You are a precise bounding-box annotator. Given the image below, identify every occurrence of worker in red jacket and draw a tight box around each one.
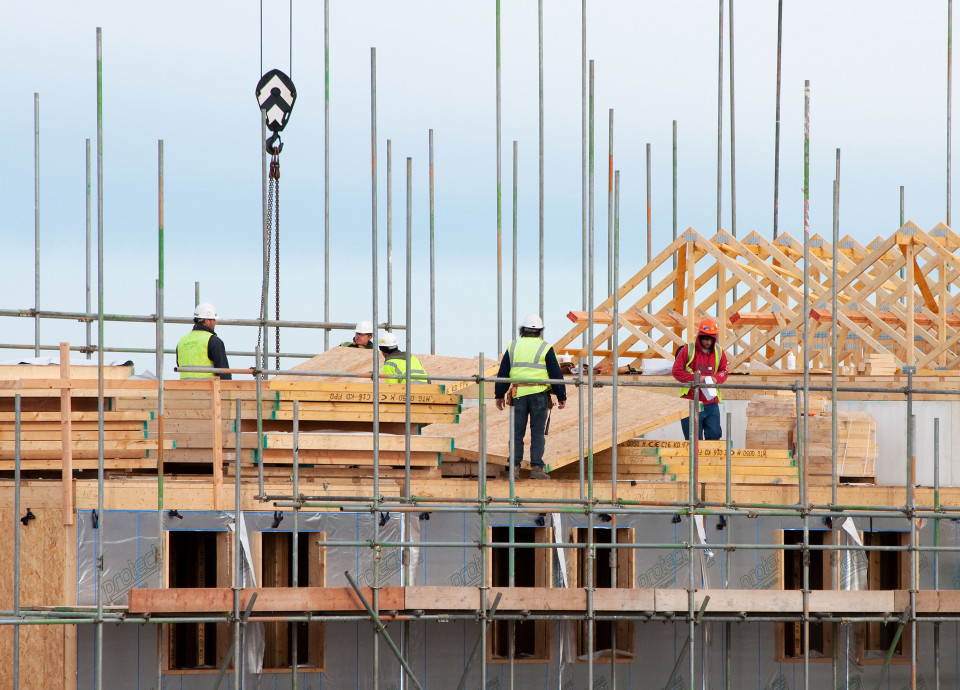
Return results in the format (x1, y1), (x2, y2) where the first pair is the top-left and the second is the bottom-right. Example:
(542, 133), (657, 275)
(672, 317), (729, 440)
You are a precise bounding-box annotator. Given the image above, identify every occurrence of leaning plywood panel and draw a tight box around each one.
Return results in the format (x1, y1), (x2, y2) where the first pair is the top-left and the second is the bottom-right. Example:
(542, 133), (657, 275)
(426, 387), (688, 471)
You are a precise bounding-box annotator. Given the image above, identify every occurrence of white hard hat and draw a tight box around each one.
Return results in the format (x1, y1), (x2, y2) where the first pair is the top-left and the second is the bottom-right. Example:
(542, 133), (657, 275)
(521, 314), (544, 330)
(194, 302), (217, 320)
(355, 320), (374, 335)
(378, 332), (399, 349)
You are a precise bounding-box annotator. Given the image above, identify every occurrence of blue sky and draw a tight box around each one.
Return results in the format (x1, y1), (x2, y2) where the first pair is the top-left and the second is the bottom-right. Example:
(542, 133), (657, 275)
(0, 1), (952, 375)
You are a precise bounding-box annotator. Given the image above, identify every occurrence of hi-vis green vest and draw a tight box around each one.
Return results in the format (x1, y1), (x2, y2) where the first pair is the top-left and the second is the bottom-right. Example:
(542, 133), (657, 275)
(177, 329), (214, 378)
(678, 343), (722, 402)
(507, 337), (550, 397)
(382, 354), (428, 384)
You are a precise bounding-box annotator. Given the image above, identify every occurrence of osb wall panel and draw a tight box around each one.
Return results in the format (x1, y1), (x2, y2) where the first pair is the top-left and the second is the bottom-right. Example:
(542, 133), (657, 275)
(0, 504), (70, 689)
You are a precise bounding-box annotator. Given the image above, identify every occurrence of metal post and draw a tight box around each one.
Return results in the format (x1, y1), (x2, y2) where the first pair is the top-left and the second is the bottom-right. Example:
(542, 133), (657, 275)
(907, 371), (917, 688)
(34, 93), (40, 357)
(233, 397), (242, 690)
(324, 0), (330, 351)
(587, 58), (596, 690)
(934, 416), (941, 689)
(607, 109), (614, 295)
(646, 142), (652, 293)
(611, 169), (621, 688)
(581, 0), (587, 316)
(405, 156), (413, 500)
(156, 139), (166, 690)
(85, 139), (92, 359)
(538, 0), (544, 320)
(95, 28), (105, 690)
(728, 0), (737, 240)
(512, 141), (518, 336)
(291, 400), (299, 688)
(673, 120), (678, 295)
(429, 129), (436, 354)
(716, 0), (724, 235)
(496, 0), (503, 354)
(370, 46), (381, 690)
(478, 352), (488, 690)
(13, 395), (21, 689)
(387, 140), (393, 332)
(773, 0), (783, 239)
(829, 158), (839, 502)
(950, 0), (954, 227)
(802, 80), (810, 513)
(255, 346), (265, 499)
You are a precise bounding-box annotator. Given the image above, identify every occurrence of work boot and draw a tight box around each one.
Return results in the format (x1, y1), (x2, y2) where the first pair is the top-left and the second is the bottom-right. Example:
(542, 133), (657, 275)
(529, 465), (550, 480)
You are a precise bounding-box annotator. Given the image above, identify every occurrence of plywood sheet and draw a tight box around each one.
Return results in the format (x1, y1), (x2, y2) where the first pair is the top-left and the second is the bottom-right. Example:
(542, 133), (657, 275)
(425, 387), (688, 471)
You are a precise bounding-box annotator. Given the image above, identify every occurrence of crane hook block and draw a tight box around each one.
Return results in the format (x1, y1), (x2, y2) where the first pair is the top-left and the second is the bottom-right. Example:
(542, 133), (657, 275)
(256, 69), (297, 134)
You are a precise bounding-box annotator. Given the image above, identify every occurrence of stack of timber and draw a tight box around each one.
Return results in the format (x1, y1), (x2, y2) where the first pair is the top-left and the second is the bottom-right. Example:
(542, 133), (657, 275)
(426, 386), (689, 477)
(744, 395), (877, 484)
(0, 360), (172, 472)
(744, 395), (828, 451)
(120, 379), (461, 482)
(550, 439), (798, 484)
(554, 222), (960, 372)
(858, 353), (897, 376)
(789, 413), (878, 484)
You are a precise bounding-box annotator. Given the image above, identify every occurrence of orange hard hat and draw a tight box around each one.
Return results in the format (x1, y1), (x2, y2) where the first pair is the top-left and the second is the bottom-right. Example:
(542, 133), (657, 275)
(698, 317), (719, 337)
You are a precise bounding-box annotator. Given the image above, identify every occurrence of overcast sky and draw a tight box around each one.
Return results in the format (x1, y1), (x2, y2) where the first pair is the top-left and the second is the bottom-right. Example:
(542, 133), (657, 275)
(1, 1), (953, 374)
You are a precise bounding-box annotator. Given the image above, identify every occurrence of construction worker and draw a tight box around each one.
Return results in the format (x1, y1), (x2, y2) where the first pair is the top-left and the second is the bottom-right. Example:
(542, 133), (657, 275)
(341, 321), (374, 349)
(176, 302), (232, 379)
(672, 317), (728, 440)
(378, 332), (429, 383)
(495, 314), (567, 480)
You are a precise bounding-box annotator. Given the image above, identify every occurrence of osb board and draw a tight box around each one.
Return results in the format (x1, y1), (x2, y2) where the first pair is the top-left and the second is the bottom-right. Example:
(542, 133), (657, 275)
(0, 364), (133, 380)
(276, 347), (499, 397)
(425, 387), (689, 471)
(0, 506), (69, 688)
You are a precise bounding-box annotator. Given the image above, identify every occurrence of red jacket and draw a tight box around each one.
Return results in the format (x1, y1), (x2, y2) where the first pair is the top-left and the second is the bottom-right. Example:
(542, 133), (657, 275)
(672, 343), (729, 404)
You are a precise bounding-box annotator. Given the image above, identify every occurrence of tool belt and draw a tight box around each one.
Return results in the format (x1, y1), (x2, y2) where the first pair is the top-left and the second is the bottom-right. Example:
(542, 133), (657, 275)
(505, 384), (554, 408)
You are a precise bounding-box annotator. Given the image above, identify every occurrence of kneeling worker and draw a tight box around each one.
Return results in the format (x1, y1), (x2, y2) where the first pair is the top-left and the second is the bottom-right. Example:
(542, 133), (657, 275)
(378, 333), (429, 383)
(176, 302), (232, 379)
(342, 321), (374, 349)
(671, 317), (728, 440)
(495, 314), (567, 480)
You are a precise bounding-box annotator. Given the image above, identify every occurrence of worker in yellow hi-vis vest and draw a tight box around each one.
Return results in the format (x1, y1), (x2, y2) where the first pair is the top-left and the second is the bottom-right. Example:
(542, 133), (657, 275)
(176, 302), (232, 379)
(494, 314), (567, 480)
(378, 332), (429, 384)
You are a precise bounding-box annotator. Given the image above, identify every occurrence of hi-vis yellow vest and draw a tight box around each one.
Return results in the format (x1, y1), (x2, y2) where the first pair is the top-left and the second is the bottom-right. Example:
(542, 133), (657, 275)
(678, 343), (722, 402)
(382, 354), (428, 384)
(177, 329), (214, 378)
(507, 337), (550, 397)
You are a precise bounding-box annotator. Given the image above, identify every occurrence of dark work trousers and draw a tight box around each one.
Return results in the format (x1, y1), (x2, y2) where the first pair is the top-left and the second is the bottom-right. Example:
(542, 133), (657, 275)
(680, 402), (722, 441)
(511, 391), (550, 468)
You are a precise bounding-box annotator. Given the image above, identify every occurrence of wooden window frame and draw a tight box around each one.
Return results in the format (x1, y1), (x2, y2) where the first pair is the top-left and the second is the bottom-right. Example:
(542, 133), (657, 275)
(775, 528), (835, 663)
(485, 525), (553, 663)
(569, 526), (636, 663)
(256, 530), (326, 673)
(163, 530), (232, 673)
(855, 531), (913, 666)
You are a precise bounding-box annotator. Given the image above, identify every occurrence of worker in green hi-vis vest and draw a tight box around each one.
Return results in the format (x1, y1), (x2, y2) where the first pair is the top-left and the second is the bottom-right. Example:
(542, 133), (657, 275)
(176, 302), (232, 379)
(494, 314), (567, 481)
(378, 332), (429, 384)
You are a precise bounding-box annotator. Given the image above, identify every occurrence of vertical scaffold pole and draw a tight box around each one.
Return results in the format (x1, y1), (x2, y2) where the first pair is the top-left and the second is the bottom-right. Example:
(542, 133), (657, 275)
(387, 140), (393, 332)
(949, 0), (954, 227)
(831, 150), (840, 508)
(538, 0), (545, 319)
(773, 0), (783, 239)
(429, 129), (436, 354)
(673, 120), (678, 296)
(233, 397), (242, 690)
(156, 139), (166, 690)
(646, 142), (652, 293)
(716, 0), (724, 235)
(94, 27), (105, 690)
(324, 0), (330, 350)
(34, 93), (40, 357)
(496, 0), (503, 354)
(512, 141), (518, 336)
(610, 169), (621, 688)
(86, 139), (92, 359)
(607, 109), (614, 296)
(586, 57), (596, 690)
(801, 78), (811, 690)
(370, 46), (382, 690)
(13, 394), (21, 689)
(291, 400), (299, 689)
